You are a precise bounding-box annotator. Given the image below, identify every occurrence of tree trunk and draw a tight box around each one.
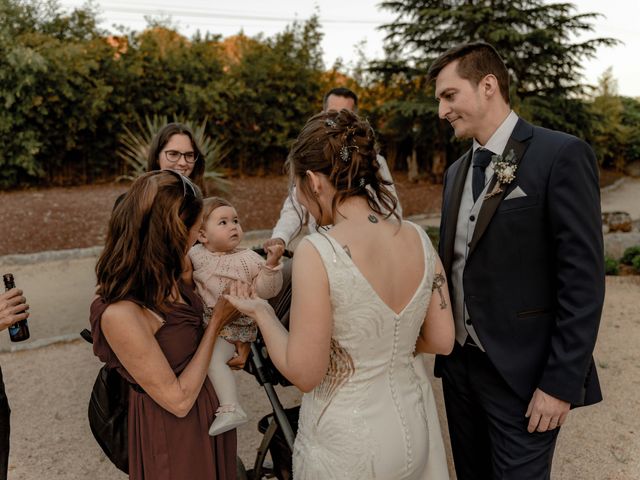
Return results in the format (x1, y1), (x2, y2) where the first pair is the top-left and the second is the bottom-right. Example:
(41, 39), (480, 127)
(408, 148), (419, 182)
(431, 148), (446, 184)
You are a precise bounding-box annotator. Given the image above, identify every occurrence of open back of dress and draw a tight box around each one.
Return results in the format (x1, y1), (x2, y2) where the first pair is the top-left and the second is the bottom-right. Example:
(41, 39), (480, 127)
(293, 222), (449, 480)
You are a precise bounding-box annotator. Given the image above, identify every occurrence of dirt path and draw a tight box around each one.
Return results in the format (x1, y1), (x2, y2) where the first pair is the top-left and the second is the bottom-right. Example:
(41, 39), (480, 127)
(601, 177), (640, 220)
(0, 174), (638, 478)
(0, 173), (443, 256)
(0, 276), (638, 479)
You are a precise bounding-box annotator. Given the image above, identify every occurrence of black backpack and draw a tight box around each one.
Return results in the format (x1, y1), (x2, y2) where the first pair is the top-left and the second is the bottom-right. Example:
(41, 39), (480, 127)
(82, 328), (130, 474)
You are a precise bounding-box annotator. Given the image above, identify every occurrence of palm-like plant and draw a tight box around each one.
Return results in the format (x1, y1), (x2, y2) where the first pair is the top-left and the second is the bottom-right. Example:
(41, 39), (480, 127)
(117, 114), (230, 192)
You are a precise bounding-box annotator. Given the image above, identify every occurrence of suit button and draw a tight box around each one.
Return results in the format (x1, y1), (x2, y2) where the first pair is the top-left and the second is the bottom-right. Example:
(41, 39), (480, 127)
(466, 319), (472, 325)
(469, 215), (476, 221)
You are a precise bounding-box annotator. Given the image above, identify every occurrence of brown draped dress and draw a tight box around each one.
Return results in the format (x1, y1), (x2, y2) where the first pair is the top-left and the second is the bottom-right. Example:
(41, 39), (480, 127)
(89, 281), (237, 479)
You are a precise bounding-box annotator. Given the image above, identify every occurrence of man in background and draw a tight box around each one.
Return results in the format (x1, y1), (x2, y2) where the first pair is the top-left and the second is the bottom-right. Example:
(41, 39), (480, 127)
(264, 87), (402, 250)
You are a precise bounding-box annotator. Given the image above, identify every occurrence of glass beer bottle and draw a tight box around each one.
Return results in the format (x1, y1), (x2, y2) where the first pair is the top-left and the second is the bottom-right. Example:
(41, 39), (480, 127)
(3, 273), (30, 342)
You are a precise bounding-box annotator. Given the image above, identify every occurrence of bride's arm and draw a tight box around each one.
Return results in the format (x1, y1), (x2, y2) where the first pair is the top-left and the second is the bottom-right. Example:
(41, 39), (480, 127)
(416, 255), (455, 355)
(228, 239), (332, 392)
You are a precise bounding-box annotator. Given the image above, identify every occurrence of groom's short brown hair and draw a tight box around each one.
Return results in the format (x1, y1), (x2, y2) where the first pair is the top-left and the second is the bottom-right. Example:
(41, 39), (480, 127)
(427, 41), (510, 104)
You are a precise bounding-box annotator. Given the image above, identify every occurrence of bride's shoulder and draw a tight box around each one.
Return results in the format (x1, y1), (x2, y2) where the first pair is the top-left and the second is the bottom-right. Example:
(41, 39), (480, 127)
(292, 237), (330, 279)
(299, 233), (332, 257)
(397, 220), (436, 250)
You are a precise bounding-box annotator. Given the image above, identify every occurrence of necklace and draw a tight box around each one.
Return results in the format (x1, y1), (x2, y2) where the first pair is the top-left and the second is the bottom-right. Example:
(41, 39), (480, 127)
(368, 214), (379, 224)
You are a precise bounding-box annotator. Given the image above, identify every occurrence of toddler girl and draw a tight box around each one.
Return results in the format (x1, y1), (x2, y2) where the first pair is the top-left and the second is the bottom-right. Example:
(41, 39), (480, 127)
(189, 197), (284, 436)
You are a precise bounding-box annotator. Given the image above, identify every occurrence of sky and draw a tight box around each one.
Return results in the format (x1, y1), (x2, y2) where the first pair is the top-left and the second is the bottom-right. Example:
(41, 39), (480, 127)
(57, 0), (640, 97)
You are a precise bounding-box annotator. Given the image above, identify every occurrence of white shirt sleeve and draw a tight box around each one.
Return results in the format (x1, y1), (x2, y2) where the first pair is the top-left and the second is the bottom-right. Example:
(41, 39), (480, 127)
(271, 156), (401, 246)
(376, 154), (403, 218)
(270, 187), (307, 247)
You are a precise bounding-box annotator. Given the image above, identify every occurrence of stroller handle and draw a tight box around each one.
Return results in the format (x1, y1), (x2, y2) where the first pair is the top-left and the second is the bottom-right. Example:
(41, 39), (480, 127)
(250, 342), (296, 452)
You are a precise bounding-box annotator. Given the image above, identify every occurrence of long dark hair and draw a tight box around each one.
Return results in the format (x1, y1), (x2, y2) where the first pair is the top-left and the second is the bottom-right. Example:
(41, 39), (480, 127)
(287, 109), (399, 228)
(147, 123), (206, 192)
(96, 170), (203, 312)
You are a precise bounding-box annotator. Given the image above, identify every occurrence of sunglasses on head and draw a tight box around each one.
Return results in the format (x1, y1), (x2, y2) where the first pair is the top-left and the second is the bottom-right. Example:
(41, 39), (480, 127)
(158, 169), (200, 198)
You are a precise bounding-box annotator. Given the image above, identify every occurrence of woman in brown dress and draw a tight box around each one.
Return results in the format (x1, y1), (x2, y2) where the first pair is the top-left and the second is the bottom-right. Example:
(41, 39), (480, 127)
(90, 170), (237, 479)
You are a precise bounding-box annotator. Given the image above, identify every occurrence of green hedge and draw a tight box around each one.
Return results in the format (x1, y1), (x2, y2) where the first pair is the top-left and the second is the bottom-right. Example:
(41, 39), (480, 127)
(0, 1), (324, 187)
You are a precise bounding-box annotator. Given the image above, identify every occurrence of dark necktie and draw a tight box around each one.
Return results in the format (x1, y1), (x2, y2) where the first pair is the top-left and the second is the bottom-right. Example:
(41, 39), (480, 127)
(472, 148), (493, 202)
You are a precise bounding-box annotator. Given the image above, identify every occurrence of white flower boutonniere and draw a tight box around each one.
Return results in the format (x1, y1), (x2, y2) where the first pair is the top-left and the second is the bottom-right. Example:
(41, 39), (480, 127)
(485, 149), (517, 199)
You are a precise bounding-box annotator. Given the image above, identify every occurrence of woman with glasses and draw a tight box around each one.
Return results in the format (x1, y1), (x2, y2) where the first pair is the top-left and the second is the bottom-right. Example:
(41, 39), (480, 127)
(91, 170), (238, 479)
(148, 123), (206, 193)
(112, 122), (208, 212)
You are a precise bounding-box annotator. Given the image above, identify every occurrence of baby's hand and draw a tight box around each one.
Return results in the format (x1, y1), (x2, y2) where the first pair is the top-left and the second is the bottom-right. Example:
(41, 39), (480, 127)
(263, 237), (285, 251)
(265, 243), (285, 267)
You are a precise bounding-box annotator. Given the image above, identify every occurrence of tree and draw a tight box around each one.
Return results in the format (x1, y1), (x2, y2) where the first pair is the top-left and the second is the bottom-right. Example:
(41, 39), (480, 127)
(220, 17), (325, 174)
(620, 96), (640, 167)
(379, 0), (617, 100)
(0, 0), (115, 186)
(0, 0), (327, 185)
(589, 68), (630, 169)
(373, 0), (619, 176)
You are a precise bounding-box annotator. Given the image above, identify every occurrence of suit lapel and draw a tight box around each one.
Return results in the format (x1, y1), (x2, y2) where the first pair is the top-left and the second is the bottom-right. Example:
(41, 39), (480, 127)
(468, 119), (533, 256)
(442, 150), (472, 274)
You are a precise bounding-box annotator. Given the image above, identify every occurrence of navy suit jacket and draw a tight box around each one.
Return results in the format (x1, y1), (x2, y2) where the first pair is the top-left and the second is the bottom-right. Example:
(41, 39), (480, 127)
(435, 118), (604, 406)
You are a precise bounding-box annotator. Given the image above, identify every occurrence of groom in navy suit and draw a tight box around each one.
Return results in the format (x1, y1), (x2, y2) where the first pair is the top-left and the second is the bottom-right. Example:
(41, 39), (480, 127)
(429, 42), (604, 479)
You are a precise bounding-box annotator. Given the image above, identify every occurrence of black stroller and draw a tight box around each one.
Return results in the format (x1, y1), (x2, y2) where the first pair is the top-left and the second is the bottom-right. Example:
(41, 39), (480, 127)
(236, 249), (298, 480)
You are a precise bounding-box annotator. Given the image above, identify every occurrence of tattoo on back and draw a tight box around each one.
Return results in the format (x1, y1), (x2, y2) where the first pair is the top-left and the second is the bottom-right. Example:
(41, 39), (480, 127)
(432, 273), (447, 309)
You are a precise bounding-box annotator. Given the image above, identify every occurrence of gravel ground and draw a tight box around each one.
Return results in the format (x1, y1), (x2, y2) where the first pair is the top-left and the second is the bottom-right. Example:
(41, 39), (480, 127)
(0, 171), (637, 479)
(0, 275), (638, 479)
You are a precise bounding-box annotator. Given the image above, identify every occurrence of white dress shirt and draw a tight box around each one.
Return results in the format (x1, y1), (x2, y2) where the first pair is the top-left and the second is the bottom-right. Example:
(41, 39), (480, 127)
(451, 110), (519, 349)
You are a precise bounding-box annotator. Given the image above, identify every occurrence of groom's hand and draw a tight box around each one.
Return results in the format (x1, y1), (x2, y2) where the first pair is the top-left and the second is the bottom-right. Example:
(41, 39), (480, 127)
(525, 388), (570, 433)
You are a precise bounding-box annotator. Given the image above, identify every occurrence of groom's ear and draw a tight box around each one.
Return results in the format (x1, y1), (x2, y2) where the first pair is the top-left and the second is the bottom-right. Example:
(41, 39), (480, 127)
(481, 73), (500, 100)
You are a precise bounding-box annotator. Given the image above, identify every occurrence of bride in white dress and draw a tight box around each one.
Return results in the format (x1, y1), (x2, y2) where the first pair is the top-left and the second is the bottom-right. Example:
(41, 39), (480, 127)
(226, 109), (454, 479)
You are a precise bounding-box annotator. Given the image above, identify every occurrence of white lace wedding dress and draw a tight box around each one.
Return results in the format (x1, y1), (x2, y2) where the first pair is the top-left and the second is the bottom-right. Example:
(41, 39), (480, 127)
(293, 222), (450, 479)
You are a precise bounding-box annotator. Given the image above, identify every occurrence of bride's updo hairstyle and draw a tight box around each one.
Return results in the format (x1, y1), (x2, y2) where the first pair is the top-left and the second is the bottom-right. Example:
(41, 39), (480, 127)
(287, 109), (399, 227)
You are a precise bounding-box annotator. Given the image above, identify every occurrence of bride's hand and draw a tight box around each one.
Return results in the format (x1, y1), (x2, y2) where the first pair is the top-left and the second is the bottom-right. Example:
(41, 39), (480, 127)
(224, 281), (274, 319)
(208, 293), (240, 330)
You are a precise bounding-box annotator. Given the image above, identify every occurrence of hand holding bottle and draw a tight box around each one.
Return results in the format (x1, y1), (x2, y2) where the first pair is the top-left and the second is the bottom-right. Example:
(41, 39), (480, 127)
(0, 288), (29, 331)
(2, 274), (30, 342)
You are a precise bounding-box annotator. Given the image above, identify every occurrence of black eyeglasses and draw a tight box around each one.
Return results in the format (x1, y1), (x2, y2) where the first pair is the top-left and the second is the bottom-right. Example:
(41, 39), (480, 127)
(163, 149), (198, 165)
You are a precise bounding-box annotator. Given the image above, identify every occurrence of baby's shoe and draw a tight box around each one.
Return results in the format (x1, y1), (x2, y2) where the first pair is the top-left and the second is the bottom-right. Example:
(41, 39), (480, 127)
(209, 404), (248, 436)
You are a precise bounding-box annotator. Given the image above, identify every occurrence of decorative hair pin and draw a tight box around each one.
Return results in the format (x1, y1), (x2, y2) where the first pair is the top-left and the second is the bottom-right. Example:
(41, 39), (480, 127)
(340, 145), (350, 163)
(359, 177), (366, 188)
(325, 119), (337, 128)
(339, 145), (359, 163)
